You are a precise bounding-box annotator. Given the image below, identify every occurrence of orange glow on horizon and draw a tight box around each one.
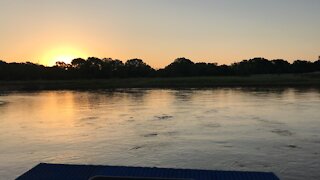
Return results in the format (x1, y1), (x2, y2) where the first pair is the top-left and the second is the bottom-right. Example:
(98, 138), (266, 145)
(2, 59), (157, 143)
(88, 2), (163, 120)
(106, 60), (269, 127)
(41, 46), (88, 66)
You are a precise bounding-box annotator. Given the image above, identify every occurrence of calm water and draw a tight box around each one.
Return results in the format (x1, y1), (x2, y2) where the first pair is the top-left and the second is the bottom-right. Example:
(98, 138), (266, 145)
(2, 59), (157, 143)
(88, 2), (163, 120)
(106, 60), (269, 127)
(0, 88), (320, 180)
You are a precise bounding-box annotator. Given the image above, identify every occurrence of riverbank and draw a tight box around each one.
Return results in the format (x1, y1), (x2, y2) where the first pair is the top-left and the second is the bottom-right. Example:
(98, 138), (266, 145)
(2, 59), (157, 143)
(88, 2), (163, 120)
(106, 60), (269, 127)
(0, 74), (320, 91)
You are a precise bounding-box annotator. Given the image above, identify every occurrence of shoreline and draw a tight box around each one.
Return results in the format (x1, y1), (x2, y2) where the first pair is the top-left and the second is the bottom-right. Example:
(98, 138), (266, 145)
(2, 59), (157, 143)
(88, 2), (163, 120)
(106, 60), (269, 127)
(0, 74), (320, 91)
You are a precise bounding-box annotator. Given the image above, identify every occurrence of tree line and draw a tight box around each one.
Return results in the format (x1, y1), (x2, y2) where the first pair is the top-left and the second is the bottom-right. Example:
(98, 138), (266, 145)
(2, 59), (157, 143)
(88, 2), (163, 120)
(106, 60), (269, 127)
(0, 57), (319, 80)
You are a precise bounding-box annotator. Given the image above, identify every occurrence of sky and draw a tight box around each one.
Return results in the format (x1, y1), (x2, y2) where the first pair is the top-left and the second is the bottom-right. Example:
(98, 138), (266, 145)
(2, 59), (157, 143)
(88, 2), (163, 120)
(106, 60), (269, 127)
(0, 0), (319, 68)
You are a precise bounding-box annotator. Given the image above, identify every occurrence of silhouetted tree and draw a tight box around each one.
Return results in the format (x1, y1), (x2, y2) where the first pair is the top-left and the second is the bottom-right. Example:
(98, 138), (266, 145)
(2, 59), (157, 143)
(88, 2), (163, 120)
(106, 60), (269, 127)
(231, 57), (274, 75)
(164, 57), (195, 76)
(86, 57), (103, 78)
(55, 61), (71, 70)
(103, 59), (125, 78)
(124, 59), (155, 77)
(314, 60), (320, 72)
(0, 60), (6, 79)
(291, 60), (314, 73)
(271, 59), (290, 74)
(218, 64), (233, 75)
(194, 62), (211, 76)
(71, 58), (86, 69)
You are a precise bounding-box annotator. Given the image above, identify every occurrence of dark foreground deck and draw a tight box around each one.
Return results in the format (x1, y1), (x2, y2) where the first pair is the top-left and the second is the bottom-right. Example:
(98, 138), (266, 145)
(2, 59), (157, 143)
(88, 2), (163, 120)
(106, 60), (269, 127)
(16, 163), (280, 180)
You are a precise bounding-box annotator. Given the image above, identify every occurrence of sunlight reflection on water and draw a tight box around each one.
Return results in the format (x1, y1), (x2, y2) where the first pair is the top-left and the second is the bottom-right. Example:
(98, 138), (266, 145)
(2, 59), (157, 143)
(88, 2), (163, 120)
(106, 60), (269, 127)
(0, 88), (319, 180)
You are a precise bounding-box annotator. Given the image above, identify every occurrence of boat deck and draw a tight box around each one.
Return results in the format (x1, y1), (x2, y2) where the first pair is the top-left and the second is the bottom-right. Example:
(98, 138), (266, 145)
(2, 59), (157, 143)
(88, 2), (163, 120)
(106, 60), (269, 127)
(16, 163), (280, 180)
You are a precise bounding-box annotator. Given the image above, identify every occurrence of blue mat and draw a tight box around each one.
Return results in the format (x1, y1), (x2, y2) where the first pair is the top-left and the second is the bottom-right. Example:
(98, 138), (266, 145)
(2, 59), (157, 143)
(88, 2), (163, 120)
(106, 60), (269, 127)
(16, 163), (280, 180)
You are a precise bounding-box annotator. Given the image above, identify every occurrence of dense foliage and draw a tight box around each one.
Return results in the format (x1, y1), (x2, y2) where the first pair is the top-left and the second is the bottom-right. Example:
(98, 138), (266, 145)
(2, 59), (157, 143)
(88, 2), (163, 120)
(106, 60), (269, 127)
(0, 57), (319, 80)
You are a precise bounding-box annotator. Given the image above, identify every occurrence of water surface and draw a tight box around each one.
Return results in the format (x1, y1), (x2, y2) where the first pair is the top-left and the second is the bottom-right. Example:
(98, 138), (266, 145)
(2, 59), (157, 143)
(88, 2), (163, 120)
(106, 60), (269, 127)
(0, 88), (319, 180)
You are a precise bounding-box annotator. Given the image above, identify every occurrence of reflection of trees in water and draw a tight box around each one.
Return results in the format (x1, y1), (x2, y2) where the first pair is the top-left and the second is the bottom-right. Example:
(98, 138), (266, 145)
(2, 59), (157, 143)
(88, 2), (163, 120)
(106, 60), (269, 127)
(171, 89), (196, 103)
(0, 100), (8, 116)
(238, 87), (288, 98)
(68, 89), (149, 109)
(238, 87), (320, 100)
(118, 89), (149, 106)
(124, 89), (148, 101)
(291, 88), (320, 94)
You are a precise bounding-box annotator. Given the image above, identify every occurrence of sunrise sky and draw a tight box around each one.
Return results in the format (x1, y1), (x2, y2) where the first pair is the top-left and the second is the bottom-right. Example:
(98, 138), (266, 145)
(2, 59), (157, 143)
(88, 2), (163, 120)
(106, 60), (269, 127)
(0, 0), (319, 68)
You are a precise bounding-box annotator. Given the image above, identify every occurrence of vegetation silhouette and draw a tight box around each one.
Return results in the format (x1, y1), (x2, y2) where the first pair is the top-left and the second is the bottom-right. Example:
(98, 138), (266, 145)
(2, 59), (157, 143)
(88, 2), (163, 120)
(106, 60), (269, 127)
(0, 57), (319, 80)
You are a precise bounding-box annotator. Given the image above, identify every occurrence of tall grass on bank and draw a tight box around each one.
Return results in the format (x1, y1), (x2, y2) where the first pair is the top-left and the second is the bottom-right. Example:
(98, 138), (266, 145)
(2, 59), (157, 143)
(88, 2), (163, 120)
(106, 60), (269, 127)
(0, 74), (320, 91)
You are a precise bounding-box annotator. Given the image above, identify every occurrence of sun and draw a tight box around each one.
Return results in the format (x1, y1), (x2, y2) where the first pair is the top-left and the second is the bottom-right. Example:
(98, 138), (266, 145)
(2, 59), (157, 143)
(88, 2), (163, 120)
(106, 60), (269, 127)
(42, 46), (87, 66)
(52, 54), (77, 64)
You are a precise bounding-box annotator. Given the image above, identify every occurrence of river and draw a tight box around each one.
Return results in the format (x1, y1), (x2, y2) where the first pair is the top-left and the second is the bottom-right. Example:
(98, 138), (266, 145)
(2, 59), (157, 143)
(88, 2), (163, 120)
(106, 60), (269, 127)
(0, 88), (319, 179)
